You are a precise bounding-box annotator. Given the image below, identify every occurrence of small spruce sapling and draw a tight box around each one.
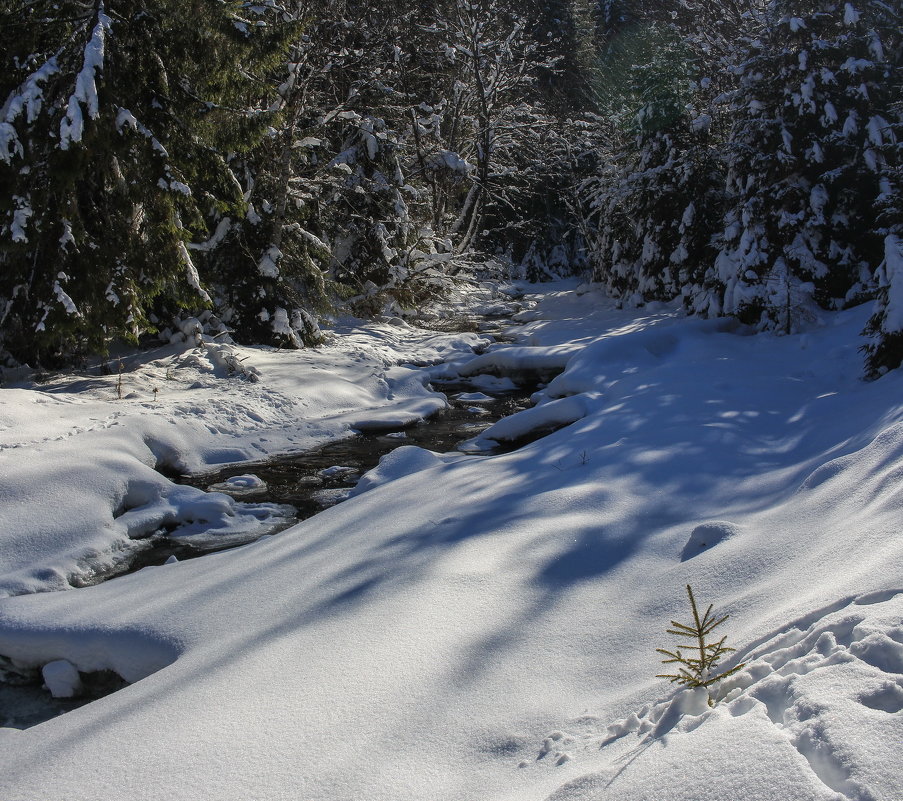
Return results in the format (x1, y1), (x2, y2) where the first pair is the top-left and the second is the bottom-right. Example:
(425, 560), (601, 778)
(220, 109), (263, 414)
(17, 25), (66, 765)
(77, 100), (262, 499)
(656, 585), (745, 694)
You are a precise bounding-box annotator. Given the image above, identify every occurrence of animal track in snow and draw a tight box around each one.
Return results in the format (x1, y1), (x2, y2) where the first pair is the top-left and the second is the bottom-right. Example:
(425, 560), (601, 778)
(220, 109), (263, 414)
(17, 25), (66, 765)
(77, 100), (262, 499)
(546, 590), (903, 800)
(538, 730), (577, 765)
(858, 681), (903, 713)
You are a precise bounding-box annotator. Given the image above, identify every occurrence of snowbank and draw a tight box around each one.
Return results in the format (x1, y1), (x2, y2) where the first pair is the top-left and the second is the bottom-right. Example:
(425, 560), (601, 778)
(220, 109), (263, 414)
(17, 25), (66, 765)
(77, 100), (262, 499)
(0, 321), (487, 596)
(1, 285), (902, 801)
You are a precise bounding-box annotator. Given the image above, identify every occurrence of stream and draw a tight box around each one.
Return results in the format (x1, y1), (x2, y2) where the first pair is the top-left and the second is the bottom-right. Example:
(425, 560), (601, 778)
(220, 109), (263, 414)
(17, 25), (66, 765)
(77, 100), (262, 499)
(0, 292), (551, 729)
(0, 381), (536, 729)
(129, 383), (535, 570)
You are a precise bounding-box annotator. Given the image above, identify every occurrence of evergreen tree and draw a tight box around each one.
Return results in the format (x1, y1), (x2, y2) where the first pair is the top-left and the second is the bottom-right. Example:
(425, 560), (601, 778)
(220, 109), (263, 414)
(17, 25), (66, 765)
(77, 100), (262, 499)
(0, 0), (290, 365)
(703, 0), (902, 332)
(581, 10), (727, 305)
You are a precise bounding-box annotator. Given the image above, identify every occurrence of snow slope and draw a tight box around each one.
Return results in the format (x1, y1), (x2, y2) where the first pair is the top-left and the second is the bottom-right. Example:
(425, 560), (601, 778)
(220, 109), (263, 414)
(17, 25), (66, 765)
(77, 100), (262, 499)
(0, 318), (487, 596)
(1, 285), (902, 801)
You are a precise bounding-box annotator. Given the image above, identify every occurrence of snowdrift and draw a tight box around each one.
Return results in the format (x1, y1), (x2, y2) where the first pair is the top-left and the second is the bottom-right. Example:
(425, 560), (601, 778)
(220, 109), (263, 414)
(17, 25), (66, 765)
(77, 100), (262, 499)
(0, 287), (901, 801)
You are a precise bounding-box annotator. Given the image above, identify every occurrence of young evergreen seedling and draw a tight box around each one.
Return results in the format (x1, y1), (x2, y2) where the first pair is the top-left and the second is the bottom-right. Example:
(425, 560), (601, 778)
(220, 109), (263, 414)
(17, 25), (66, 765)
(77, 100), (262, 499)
(656, 584), (745, 690)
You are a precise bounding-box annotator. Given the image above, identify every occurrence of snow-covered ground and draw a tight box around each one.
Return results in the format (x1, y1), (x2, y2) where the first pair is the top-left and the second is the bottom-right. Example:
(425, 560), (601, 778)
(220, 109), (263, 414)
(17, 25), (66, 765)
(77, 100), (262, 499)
(1, 282), (902, 801)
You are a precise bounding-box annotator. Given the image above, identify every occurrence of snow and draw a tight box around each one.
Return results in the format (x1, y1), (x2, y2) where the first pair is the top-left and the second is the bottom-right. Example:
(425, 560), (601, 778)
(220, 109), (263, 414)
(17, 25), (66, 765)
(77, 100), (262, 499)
(0, 316), (486, 596)
(216, 474), (265, 490)
(842, 110), (858, 137)
(257, 245), (282, 278)
(41, 659), (82, 699)
(844, 3), (860, 25)
(178, 240), (212, 304)
(52, 280), (79, 315)
(867, 115), (889, 148)
(1, 283), (903, 800)
(10, 197), (31, 242)
(59, 10), (111, 150)
(877, 234), (903, 333)
(1, 57), (59, 163)
(349, 446), (446, 496)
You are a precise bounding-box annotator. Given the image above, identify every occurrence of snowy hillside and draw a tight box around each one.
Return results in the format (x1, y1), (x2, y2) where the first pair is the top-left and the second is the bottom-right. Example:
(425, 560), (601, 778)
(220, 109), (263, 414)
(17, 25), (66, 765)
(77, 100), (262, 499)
(1, 284), (902, 801)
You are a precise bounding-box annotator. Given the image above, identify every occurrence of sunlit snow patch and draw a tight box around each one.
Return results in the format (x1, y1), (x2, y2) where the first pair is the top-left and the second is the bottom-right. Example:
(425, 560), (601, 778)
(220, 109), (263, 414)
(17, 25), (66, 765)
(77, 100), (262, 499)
(115, 482), (295, 551)
(545, 590), (903, 801)
(206, 473), (267, 497)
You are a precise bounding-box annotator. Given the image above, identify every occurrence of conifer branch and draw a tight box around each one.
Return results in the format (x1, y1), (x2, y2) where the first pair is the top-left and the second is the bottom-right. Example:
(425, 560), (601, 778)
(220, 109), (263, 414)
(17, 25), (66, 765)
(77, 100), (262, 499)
(656, 585), (745, 692)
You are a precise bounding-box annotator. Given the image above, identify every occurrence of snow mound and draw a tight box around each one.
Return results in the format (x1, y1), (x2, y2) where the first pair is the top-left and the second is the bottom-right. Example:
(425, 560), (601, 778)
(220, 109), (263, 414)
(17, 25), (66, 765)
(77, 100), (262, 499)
(115, 483), (295, 549)
(320, 465), (358, 479)
(459, 394), (592, 453)
(41, 659), (82, 698)
(351, 446), (443, 496)
(799, 421), (903, 493)
(207, 474), (267, 496)
(455, 392), (493, 403)
(681, 521), (743, 560)
(453, 345), (576, 384)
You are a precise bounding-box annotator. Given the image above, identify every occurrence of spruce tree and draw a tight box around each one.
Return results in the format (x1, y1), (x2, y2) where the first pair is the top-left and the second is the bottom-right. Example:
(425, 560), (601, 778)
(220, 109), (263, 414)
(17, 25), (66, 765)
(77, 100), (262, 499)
(706, 0), (901, 332)
(0, 0), (290, 365)
(582, 11), (727, 305)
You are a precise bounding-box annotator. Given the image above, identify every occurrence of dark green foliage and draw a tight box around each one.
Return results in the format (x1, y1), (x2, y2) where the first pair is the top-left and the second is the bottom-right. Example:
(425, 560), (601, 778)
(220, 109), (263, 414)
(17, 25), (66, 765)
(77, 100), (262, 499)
(0, 0), (291, 365)
(656, 584), (745, 689)
(863, 234), (903, 376)
(581, 7), (727, 305)
(0, 0), (602, 365)
(576, 0), (903, 376)
(707, 0), (901, 332)
(4, 0), (901, 378)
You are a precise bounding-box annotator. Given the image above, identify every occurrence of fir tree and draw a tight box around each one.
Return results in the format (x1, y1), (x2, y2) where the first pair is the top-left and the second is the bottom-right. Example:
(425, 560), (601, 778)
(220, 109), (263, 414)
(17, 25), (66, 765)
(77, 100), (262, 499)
(582, 11), (727, 305)
(705, 0), (902, 332)
(657, 584), (746, 693)
(0, 0), (290, 365)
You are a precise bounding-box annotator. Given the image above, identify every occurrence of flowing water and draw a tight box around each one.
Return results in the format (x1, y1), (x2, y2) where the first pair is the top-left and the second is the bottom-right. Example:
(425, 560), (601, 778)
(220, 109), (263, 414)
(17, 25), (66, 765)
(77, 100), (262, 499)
(0, 300), (547, 729)
(127, 384), (535, 568)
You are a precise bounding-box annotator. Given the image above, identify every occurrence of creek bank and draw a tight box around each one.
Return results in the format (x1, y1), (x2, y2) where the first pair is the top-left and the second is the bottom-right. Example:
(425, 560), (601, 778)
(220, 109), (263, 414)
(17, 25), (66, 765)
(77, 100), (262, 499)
(130, 385), (535, 570)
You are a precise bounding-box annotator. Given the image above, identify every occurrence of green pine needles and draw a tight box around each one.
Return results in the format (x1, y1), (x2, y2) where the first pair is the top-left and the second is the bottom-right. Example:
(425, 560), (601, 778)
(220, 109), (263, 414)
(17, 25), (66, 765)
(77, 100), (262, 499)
(656, 585), (745, 690)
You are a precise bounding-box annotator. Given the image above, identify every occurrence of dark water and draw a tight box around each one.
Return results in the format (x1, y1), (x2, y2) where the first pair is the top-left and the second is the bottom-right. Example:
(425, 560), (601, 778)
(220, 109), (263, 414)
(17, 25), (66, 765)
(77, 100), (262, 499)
(125, 386), (534, 569)
(0, 666), (126, 730)
(0, 384), (534, 730)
